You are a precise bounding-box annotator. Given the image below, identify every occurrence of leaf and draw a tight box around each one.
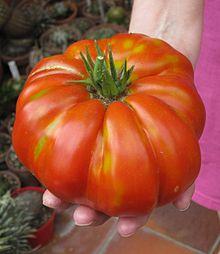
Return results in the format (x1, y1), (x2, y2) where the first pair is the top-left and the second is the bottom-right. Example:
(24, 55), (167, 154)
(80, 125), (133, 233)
(108, 44), (117, 82)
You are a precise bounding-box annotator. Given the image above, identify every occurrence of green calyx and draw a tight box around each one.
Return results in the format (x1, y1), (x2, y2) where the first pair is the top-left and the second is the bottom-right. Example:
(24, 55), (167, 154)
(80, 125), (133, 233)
(78, 42), (134, 100)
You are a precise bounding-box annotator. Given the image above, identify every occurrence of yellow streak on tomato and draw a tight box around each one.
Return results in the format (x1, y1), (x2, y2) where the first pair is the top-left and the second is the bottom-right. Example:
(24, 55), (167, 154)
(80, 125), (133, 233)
(103, 124), (112, 173)
(34, 136), (48, 160)
(46, 115), (63, 135)
(103, 150), (112, 173)
(123, 39), (134, 50)
(30, 88), (50, 101)
(133, 44), (145, 54)
(130, 73), (139, 82)
(113, 184), (124, 207)
(154, 39), (162, 46)
(166, 55), (179, 64)
(34, 115), (63, 160)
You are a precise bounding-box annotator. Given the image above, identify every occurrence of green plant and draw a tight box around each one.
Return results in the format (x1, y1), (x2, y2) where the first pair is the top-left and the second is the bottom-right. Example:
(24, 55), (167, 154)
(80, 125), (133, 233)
(3, 0), (47, 38)
(87, 2), (100, 15)
(0, 134), (11, 163)
(41, 25), (81, 56)
(14, 190), (53, 229)
(0, 78), (25, 117)
(0, 0), (10, 29)
(7, 148), (24, 170)
(85, 27), (117, 39)
(107, 6), (126, 24)
(29, 47), (43, 68)
(1, 38), (34, 57)
(7, 113), (15, 135)
(0, 192), (34, 254)
(0, 176), (11, 196)
(70, 17), (94, 34)
(0, 171), (20, 197)
(50, 29), (70, 48)
(0, 78), (25, 103)
(47, 1), (70, 19)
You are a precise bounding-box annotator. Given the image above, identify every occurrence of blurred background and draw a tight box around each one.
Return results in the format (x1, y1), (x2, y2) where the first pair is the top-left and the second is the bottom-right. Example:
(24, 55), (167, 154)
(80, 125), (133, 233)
(0, 1), (219, 253)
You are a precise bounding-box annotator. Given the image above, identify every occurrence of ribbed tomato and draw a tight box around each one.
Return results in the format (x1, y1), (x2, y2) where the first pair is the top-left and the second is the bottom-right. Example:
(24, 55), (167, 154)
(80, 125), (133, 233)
(12, 34), (205, 216)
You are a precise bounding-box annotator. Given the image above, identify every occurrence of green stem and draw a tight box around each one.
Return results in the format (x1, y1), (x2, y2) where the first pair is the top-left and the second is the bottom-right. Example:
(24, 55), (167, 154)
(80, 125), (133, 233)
(78, 41), (134, 99)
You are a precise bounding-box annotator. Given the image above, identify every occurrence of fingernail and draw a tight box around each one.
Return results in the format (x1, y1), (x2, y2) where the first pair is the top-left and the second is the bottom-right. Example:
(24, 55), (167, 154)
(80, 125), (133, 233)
(75, 221), (93, 226)
(42, 199), (52, 207)
(120, 232), (134, 238)
(179, 202), (191, 212)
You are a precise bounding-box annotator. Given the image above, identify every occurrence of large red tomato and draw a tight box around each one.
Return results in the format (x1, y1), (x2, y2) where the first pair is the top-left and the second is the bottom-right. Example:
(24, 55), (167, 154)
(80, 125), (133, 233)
(12, 34), (205, 216)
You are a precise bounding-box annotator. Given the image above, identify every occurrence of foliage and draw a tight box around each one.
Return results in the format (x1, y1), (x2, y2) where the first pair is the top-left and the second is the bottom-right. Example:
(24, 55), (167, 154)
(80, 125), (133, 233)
(107, 6), (126, 25)
(14, 190), (53, 229)
(0, 78), (25, 117)
(0, 134), (11, 162)
(47, 1), (70, 19)
(0, 78), (25, 105)
(85, 27), (117, 39)
(70, 17), (94, 34)
(0, 192), (34, 254)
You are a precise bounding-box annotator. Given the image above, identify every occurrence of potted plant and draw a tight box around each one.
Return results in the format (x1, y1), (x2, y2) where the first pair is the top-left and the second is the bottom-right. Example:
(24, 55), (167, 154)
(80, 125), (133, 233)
(6, 112), (14, 135)
(0, 38), (34, 68)
(26, 46), (44, 75)
(106, 5), (127, 25)
(82, 1), (103, 24)
(0, 112), (15, 136)
(0, 192), (35, 254)
(0, 76), (26, 118)
(6, 146), (40, 186)
(40, 25), (81, 56)
(75, 0), (86, 16)
(12, 186), (56, 249)
(0, 133), (10, 163)
(0, 0), (10, 30)
(69, 17), (95, 35)
(83, 23), (126, 39)
(45, 0), (78, 25)
(3, 0), (46, 38)
(0, 170), (21, 196)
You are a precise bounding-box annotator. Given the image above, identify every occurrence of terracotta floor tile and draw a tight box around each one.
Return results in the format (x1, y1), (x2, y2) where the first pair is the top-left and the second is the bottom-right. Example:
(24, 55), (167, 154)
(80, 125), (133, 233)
(146, 202), (220, 253)
(104, 229), (200, 254)
(36, 207), (115, 254)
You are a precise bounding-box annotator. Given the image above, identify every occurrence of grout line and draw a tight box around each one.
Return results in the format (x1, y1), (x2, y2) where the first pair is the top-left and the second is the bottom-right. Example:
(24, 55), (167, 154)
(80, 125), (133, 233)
(92, 219), (117, 254)
(209, 235), (220, 254)
(143, 227), (206, 254)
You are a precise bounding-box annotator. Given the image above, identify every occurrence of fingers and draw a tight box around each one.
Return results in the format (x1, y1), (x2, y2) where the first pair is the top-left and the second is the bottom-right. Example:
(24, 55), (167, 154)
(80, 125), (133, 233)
(173, 184), (195, 211)
(117, 215), (150, 237)
(43, 190), (70, 212)
(73, 205), (109, 226)
(74, 206), (150, 237)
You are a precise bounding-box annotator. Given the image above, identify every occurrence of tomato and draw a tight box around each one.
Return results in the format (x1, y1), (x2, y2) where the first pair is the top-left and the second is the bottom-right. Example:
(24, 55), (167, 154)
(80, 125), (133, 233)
(12, 34), (205, 216)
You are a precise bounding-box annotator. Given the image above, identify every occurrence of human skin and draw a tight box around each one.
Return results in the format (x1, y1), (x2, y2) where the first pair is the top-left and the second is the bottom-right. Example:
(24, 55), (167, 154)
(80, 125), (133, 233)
(43, 0), (204, 237)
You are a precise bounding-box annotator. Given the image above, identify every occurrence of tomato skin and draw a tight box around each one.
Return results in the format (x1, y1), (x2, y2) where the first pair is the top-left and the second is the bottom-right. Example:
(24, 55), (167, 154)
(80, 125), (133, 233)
(12, 34), (205, 216)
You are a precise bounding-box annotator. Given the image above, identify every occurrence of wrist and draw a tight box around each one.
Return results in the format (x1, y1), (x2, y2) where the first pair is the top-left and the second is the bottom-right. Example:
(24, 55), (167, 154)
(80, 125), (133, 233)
(129, 0), (204, 66)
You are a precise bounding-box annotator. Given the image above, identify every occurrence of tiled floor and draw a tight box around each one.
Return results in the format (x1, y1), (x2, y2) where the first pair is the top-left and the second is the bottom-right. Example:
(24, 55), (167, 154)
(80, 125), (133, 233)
(36, 202), (219, 254)
(147, 202), (220, 253)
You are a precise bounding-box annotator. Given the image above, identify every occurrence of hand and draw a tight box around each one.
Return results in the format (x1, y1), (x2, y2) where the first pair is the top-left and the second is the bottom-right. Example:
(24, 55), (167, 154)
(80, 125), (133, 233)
(43, 184), (194, 237)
